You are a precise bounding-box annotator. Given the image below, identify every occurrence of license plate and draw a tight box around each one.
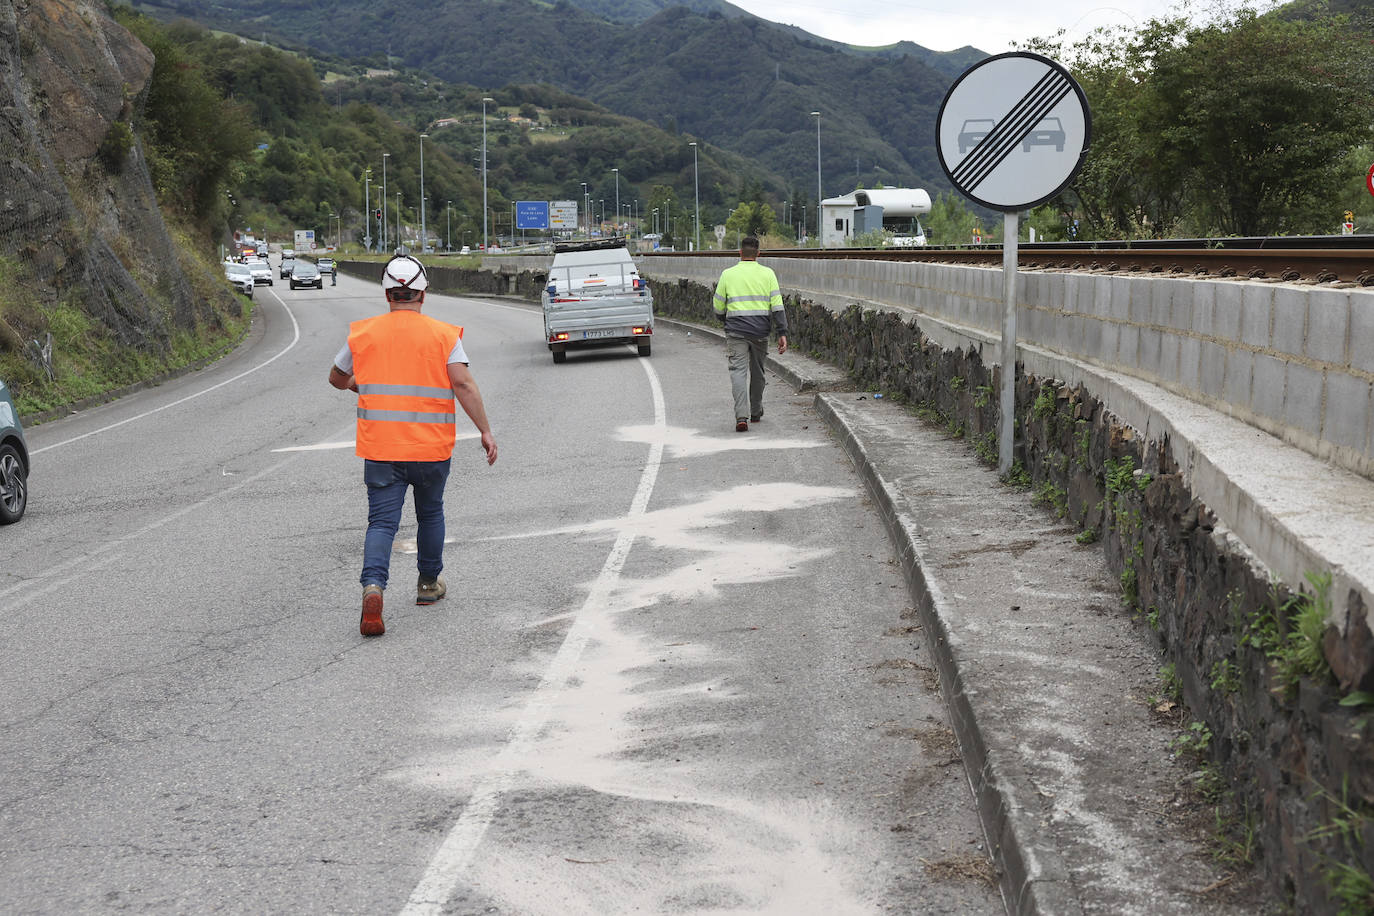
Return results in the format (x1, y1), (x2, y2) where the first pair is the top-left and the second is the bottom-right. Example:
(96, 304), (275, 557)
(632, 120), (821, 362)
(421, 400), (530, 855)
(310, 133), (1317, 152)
(583, 329), (619, 340)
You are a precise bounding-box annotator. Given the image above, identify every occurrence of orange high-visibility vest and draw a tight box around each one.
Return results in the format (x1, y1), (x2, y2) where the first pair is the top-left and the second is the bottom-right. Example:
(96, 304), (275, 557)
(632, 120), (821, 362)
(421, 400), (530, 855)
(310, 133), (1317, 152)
(348, 310), (465, 461)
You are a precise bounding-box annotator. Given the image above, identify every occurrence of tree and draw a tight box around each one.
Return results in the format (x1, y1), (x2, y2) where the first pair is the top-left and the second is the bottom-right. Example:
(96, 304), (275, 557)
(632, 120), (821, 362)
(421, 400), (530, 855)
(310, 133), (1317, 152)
(1150, 8), (1374, 236)
(925, 193), (982, 246)
(724, 201), (776, 242)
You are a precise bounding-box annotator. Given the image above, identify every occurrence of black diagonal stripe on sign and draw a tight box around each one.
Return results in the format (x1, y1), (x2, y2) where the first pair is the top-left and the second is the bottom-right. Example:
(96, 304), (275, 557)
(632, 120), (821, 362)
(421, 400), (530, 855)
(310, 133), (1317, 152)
(953, 73), (1071, 191)
(952, 71), (1060, 188)
(952, 69), (1073, 193)
(958, 76), (1068, 189)
(960, 80), (1071, 192)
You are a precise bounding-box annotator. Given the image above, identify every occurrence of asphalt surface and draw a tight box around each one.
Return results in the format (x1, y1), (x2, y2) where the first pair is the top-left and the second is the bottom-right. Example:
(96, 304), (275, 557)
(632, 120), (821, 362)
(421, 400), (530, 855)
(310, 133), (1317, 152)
(1, 273), (1006, 914)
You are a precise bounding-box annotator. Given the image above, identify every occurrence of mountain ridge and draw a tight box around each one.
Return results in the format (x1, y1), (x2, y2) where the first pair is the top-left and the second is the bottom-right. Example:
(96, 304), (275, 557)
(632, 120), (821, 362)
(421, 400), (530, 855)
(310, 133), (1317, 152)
(133, 0), (988, 198)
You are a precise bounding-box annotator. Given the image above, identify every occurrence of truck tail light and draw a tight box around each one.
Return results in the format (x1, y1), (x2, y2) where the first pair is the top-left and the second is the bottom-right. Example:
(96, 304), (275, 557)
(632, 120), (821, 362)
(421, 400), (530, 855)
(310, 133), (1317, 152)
(632, 327), (651, 336)
(551, 332), (570, 342)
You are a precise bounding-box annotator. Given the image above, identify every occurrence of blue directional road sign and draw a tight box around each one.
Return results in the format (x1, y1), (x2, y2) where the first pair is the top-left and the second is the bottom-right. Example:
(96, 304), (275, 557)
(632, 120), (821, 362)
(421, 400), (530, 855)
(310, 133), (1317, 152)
(516, 201), (550, 230)
(936, 52), (1091, 212)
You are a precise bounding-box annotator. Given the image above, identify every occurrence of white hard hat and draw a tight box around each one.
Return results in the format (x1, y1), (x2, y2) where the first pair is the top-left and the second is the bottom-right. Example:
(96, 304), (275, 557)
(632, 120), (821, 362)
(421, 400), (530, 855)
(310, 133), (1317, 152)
(382, 255), (429, 292)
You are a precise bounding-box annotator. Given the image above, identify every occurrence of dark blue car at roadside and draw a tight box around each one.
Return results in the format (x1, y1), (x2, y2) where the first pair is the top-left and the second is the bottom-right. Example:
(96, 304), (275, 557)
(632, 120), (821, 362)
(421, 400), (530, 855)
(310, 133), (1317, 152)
(0, 377), (30, 524)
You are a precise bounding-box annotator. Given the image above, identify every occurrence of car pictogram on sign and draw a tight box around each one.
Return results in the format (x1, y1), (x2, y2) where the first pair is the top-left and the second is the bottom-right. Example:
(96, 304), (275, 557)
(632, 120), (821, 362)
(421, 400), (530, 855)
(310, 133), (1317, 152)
(959, 119), (996, 154)
(1022, 116), (1066, 152)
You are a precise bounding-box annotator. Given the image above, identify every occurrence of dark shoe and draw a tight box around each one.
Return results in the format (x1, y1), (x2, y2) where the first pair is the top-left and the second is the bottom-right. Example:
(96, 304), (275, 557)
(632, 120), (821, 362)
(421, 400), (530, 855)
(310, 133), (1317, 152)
(417, 575), (447, 606)
(736, 418), (749, 432)
(360, 584), (385, 636)
(750, 412), (763, 423)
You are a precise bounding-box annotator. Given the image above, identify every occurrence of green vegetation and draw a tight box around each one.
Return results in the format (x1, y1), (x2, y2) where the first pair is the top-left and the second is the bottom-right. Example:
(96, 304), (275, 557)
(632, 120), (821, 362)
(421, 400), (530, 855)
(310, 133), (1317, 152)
(1210, 658), (1241, 695)
(114, 11), (258, 240)
(1171, 721), (1213, 760)
(1243, 572), (1335, 694)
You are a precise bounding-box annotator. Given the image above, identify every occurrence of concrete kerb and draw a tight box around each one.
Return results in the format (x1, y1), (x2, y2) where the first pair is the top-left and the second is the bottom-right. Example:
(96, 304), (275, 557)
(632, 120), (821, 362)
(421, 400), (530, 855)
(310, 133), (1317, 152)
(814, 393), (1084, 916)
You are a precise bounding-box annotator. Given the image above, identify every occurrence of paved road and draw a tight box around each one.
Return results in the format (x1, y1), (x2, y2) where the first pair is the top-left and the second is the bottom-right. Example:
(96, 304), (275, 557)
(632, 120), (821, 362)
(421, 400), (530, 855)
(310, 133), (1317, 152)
(0, 273), (1003, 914)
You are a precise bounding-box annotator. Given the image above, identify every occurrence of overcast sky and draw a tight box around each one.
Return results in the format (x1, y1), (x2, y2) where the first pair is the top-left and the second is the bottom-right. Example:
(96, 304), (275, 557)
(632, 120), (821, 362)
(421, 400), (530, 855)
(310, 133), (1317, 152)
(726, 0), (1281, 54)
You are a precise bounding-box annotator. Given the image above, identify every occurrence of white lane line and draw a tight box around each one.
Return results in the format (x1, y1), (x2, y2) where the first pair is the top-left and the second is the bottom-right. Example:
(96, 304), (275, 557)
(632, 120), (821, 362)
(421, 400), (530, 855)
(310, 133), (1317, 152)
(32, 291), (301, 455)
(272, 433), (479, 453)
(400, 358), (667, 916)
(0, 451), (300, 610)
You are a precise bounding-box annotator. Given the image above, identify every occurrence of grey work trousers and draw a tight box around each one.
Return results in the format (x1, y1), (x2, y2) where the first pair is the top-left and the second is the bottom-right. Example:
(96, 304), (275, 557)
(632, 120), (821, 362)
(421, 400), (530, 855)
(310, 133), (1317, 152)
(726, 335), (768, 420)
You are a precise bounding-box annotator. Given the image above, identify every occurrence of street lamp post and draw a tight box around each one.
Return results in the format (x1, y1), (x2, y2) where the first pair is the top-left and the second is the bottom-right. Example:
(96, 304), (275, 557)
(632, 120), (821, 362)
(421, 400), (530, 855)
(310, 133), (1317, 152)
(396, 191), (402, 252)
(381, 153), (390, 251)
(611, 168), (620, 236)
(330, 213), (340, 251)
(419, 132), (428, 253)
(482, 97), (493, 251)
(363, 168), (372, 252)
(689, 141), (700, 251)
(446, 200), (452, 252)
(812, 111), (822, 246)
(580, 181), (588, 237)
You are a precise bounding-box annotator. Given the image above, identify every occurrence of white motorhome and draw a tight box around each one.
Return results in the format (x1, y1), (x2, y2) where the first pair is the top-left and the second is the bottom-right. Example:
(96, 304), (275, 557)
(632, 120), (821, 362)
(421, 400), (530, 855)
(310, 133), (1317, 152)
(542, 238), (654, 363)
(820, 188), (933, 247)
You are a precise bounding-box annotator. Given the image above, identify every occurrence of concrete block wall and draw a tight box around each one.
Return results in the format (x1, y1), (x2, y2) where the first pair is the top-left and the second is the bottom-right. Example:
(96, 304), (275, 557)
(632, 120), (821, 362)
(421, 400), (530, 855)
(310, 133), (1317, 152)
(641, 255), (1374, 479)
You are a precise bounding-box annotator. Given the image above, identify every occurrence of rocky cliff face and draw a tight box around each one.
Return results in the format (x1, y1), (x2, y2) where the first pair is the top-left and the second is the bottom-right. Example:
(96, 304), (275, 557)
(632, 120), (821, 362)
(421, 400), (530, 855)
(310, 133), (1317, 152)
(1, 0), (227, 383)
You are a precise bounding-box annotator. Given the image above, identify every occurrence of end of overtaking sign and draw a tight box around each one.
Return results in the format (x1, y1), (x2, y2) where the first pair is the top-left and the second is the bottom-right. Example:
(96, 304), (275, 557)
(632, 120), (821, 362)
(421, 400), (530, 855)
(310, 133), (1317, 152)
(936, 52), (1091, 212)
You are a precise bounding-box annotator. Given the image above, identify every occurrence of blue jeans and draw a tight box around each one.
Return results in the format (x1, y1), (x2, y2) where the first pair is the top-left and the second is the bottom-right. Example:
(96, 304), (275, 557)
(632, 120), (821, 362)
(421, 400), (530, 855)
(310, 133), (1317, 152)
(361, 458), (451, 589)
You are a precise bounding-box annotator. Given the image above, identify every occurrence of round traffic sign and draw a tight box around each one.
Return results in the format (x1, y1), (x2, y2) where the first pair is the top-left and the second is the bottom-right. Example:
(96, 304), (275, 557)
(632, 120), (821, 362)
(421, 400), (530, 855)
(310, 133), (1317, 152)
(1366, 162), (1373, 198)
(936, 52), (1091, 212)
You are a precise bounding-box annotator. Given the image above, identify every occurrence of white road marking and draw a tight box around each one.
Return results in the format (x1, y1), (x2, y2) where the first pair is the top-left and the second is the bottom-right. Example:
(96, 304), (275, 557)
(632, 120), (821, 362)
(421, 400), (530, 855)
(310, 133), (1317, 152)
(32, 292), (301, 455)
(272, 433), (478, 453)
(617, 423), (825, 457)
(0, 452), (300, 609)
(400, 357), (667, 916)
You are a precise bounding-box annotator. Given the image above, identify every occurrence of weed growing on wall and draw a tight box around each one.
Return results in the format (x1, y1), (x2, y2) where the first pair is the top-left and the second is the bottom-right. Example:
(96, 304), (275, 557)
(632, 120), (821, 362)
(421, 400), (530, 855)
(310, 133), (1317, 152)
(1243, 572), (1335, 695)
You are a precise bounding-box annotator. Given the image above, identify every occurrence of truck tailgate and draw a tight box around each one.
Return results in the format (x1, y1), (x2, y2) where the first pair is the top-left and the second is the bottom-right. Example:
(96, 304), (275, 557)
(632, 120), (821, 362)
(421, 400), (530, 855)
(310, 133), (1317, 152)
(545, 295), (653, 333)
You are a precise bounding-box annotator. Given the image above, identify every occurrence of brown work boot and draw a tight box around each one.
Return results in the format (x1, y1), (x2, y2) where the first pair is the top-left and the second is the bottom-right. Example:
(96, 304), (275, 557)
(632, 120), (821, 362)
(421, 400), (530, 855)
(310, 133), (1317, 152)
(360, 584), (385, 636)
(417, 575), (447, 606)
(736, 418), (749, 432)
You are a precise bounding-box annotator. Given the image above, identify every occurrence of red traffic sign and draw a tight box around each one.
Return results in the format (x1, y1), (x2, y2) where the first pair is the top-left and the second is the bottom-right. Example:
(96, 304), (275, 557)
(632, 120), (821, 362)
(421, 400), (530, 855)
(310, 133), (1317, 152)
(1367, 162), (1374, 197)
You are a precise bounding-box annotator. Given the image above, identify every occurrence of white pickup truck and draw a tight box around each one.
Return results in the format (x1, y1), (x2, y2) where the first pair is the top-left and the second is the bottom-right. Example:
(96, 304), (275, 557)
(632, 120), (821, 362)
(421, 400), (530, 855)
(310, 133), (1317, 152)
(542, 239), (653, 364)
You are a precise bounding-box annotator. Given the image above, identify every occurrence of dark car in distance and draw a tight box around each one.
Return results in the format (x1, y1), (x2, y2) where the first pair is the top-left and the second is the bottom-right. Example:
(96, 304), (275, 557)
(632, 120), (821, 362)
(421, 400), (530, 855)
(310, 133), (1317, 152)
(289, 261), (323, 290)
(279, 256), (297, 280)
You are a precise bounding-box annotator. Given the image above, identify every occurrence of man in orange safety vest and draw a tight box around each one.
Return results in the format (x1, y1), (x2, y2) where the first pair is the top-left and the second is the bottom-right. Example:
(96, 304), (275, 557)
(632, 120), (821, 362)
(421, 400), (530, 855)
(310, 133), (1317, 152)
(329, 255), (498, 637)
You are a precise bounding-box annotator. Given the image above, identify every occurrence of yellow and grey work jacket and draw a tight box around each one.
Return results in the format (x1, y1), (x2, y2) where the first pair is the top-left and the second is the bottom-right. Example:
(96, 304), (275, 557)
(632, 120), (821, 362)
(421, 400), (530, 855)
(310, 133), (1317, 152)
(712, 260), (787, 340)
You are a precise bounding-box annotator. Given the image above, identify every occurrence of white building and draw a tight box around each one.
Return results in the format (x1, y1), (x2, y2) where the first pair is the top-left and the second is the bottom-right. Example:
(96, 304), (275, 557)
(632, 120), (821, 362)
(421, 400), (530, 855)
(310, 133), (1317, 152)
(820, 188), (933, 247)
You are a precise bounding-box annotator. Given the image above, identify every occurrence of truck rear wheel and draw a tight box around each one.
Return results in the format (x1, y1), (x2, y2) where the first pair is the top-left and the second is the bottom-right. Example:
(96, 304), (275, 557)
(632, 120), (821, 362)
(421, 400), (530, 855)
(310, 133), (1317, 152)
(552, 349), (567, 364)
(637, 342), (651, 357)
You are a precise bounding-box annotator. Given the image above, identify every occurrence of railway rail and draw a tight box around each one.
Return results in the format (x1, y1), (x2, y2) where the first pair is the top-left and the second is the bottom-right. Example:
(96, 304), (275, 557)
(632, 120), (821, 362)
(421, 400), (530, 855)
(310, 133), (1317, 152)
(649, 235), (1374, 286)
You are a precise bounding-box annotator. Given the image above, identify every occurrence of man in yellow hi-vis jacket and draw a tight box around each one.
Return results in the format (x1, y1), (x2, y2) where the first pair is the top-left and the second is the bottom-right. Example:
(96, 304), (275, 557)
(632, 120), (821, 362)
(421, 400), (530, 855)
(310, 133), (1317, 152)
(711, 236), (788, 432)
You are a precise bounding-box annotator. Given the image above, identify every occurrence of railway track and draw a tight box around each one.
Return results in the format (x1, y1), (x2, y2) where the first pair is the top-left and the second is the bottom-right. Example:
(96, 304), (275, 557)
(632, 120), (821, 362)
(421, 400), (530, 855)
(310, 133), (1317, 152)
(651, 235), (1374, 286)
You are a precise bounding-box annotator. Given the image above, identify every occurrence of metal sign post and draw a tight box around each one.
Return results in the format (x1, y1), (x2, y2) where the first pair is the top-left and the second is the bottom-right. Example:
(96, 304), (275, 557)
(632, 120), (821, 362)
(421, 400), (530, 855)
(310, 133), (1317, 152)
(936, 52), (1091, 476)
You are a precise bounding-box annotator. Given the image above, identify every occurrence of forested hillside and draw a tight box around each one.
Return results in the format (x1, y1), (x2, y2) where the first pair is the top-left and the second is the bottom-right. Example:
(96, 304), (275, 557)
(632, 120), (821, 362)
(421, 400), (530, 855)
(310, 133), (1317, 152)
(134, 0), (976, 200)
